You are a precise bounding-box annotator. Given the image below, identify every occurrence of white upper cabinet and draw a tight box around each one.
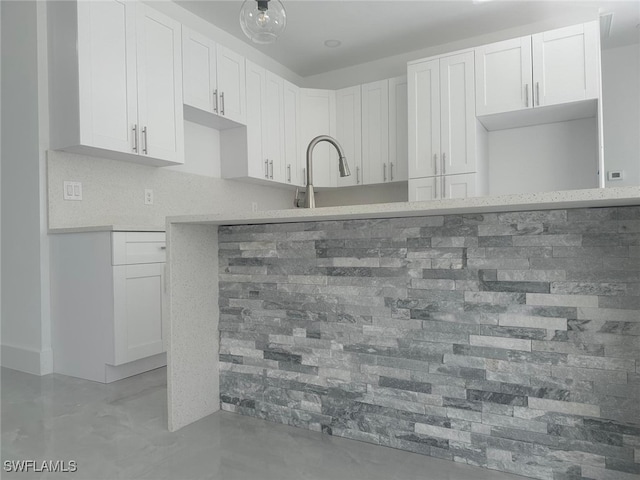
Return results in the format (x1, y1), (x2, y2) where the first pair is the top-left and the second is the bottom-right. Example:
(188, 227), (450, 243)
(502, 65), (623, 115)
(475, 37), (533, 116)
(181, 28), (217, 113)
(243, 60), (267, 180)
(440, 52), (477, 176)
(532, 22), (600, 107)
(388, 76), (409, 183)
(217, 46), (247, 124)
(336, 86), (362, 187)
(362, 80), (390, 185)
(136, 6), (184, 165)
(182, 27), (246, 125)
(48, 0), (184, 166)
(264, 71), (286, 183)
(408, 59), (440, 179)
(475, 21), (599, 116)
(409, 52), (476, 180)
(300, 89), (337, 188)
(283, 81), (301, 186)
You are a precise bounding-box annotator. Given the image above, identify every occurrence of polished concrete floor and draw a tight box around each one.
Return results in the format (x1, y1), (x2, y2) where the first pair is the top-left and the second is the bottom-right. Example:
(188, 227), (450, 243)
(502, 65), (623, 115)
(1, 367), (527, 480)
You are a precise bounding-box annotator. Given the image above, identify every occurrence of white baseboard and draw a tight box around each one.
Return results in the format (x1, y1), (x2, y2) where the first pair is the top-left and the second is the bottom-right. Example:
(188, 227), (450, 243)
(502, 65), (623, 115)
(1, 344), (52, 375)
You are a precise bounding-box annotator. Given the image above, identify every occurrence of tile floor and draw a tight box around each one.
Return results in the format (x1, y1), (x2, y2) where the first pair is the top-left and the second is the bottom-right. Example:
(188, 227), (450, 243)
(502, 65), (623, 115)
(1, 367), (527, 480)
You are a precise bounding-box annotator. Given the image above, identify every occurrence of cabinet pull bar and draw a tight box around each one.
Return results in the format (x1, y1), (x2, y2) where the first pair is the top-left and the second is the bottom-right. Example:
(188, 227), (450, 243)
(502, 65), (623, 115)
(132, 125), (138, 152)
(383, 163), (387, 182)
(213, 89), (218, 113)
(356, 166), (360, 184)
(442, 153), (446, 175)
(303, 168), (306, 184)
(265, 159), (269, 178)
(269, 160), (274, 179)
(142, 126), (148, 154)
(220, 92), (225, 115)
(441, 175), (445, 199)
(525, 84), (529, 107)
(433, 153), (438, 175)
(287, 164), (291, 183)
(390, 162), (394, 181)
(536, 82), (540, 106)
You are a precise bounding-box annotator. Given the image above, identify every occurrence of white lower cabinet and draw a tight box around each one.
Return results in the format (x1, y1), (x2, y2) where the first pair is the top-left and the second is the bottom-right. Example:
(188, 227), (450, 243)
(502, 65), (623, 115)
(409, 173), (482, 202)
(51, 231), (166, 383)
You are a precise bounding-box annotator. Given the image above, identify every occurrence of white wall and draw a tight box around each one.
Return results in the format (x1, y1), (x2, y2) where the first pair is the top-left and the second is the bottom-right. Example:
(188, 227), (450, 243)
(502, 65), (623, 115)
(1, 1), (52, 375)
(487, 118), (599, 196)
(602, 43), (640, 187)
(316, 182), (407, 208)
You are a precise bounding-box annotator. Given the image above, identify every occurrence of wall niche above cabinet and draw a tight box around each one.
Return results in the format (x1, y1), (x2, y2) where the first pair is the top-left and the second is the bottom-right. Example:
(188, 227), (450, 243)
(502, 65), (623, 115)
(48, 0), (185, 166)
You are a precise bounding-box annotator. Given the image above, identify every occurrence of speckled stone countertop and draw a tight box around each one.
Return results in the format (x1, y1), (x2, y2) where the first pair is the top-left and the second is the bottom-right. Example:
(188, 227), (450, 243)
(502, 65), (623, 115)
(167, 186), (640, 227)
(49, 225), (165, 234)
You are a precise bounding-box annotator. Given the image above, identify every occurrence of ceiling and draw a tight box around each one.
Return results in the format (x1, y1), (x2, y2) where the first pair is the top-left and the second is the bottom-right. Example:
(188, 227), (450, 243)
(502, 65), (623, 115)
(176, 1), (640, 77)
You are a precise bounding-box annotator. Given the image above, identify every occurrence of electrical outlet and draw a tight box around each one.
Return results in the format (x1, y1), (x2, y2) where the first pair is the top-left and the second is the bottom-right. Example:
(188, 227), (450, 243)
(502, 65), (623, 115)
(63, 181), (82, 201)
(251, 202), (258, 213)
(144, 189), (154, 205)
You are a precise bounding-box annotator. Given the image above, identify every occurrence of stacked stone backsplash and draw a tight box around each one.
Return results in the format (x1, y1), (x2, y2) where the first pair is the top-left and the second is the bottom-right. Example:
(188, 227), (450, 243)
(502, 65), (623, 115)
(218, 206), (640, 480)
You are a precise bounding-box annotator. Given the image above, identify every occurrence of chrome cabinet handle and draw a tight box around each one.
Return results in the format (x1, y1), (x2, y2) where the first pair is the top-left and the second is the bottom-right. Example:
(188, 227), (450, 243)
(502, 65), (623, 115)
(303, 168), (306, 183)
(442, 152), (446, 175)
(525, 84), (529, 107)
(132, 125), (138, 152)
(441, 175), (445, 199)
(434, 153), (438, 175)
(142, 126), (148, 154)
(390, 162), (394, 181)
(536, 82), (540, 106)
(287, 164), (291, 183)
(265, 159), (269, 178)
(383, 163), (387, 182)
(356, 166), (360, 184)
(220, 92), (225, 115)
(269, 160), (274, 179)
(213, 89), (218, 113)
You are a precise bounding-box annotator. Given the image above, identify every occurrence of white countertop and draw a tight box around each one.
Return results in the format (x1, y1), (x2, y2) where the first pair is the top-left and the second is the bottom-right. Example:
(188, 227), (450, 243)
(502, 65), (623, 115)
(167, 186), (640, 227)
(49, 225), (165, 234)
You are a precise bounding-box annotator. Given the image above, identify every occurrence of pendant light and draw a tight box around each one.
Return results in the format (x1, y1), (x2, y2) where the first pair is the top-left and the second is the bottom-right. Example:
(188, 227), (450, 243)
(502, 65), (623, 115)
(239, 0), (287, 45)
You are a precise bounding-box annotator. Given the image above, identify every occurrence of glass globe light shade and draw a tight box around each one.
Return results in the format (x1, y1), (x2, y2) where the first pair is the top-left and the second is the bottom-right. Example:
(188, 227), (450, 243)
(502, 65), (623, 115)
(239, 0), (286, 45)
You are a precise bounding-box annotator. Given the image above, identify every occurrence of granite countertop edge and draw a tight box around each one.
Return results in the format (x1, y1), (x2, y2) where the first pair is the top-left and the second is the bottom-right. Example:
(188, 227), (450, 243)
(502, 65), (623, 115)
(166, 186), (640, 227)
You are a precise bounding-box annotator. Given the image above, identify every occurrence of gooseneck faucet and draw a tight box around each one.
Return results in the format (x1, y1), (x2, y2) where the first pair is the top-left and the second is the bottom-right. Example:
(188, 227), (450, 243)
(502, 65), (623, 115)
(295, 135), (351, 208)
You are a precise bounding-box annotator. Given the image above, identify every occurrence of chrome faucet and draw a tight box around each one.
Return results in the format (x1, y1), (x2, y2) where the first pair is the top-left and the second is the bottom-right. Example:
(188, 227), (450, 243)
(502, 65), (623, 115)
(294, 135), (350, 208)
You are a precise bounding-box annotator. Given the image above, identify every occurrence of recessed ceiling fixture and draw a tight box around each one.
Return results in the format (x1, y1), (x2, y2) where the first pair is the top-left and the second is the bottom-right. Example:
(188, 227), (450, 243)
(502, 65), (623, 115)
(239, 0), (286, 45)
(324, 39), (342, 48)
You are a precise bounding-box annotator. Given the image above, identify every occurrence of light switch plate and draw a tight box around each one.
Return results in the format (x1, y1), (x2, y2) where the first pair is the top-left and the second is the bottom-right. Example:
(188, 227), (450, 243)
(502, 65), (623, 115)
(607, 171), (624, 181)
(144, 189), (154, 205)
(63, 181), (82, 201)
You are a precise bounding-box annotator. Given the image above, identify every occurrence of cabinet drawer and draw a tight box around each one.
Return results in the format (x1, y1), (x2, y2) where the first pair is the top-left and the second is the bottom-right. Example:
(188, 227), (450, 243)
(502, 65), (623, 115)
(112, 232), (166, 265)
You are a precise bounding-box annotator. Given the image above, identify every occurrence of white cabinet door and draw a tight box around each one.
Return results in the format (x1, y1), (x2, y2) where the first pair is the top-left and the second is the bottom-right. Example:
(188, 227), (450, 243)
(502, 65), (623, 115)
(245, 60), (268, 180)
(136, 4), (184, 164)
(443, 173), (477, 199)
(300, 89), (337, 188)
(409, 177), (438, 202)
(475, 37), (533, 116)
(389, 76), (408, 182)
(182, 27), (217, 113)
(408, 59), (440, 179)
(283, 80), (301, 185)
(264, 72), (285, 183)
(336, 86), (362, 187)
(217, 45), (246, 124)
(76, 0), (138, 155)
(532, 22), (599, 107)
(113, 263), (165, 365)
(362, 80), (389, 185)
(440, 52), (476, 176)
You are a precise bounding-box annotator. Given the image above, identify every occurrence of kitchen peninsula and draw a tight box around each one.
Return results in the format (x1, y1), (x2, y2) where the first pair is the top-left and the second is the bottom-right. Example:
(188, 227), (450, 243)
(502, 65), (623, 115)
(167, 186), (640, 480)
